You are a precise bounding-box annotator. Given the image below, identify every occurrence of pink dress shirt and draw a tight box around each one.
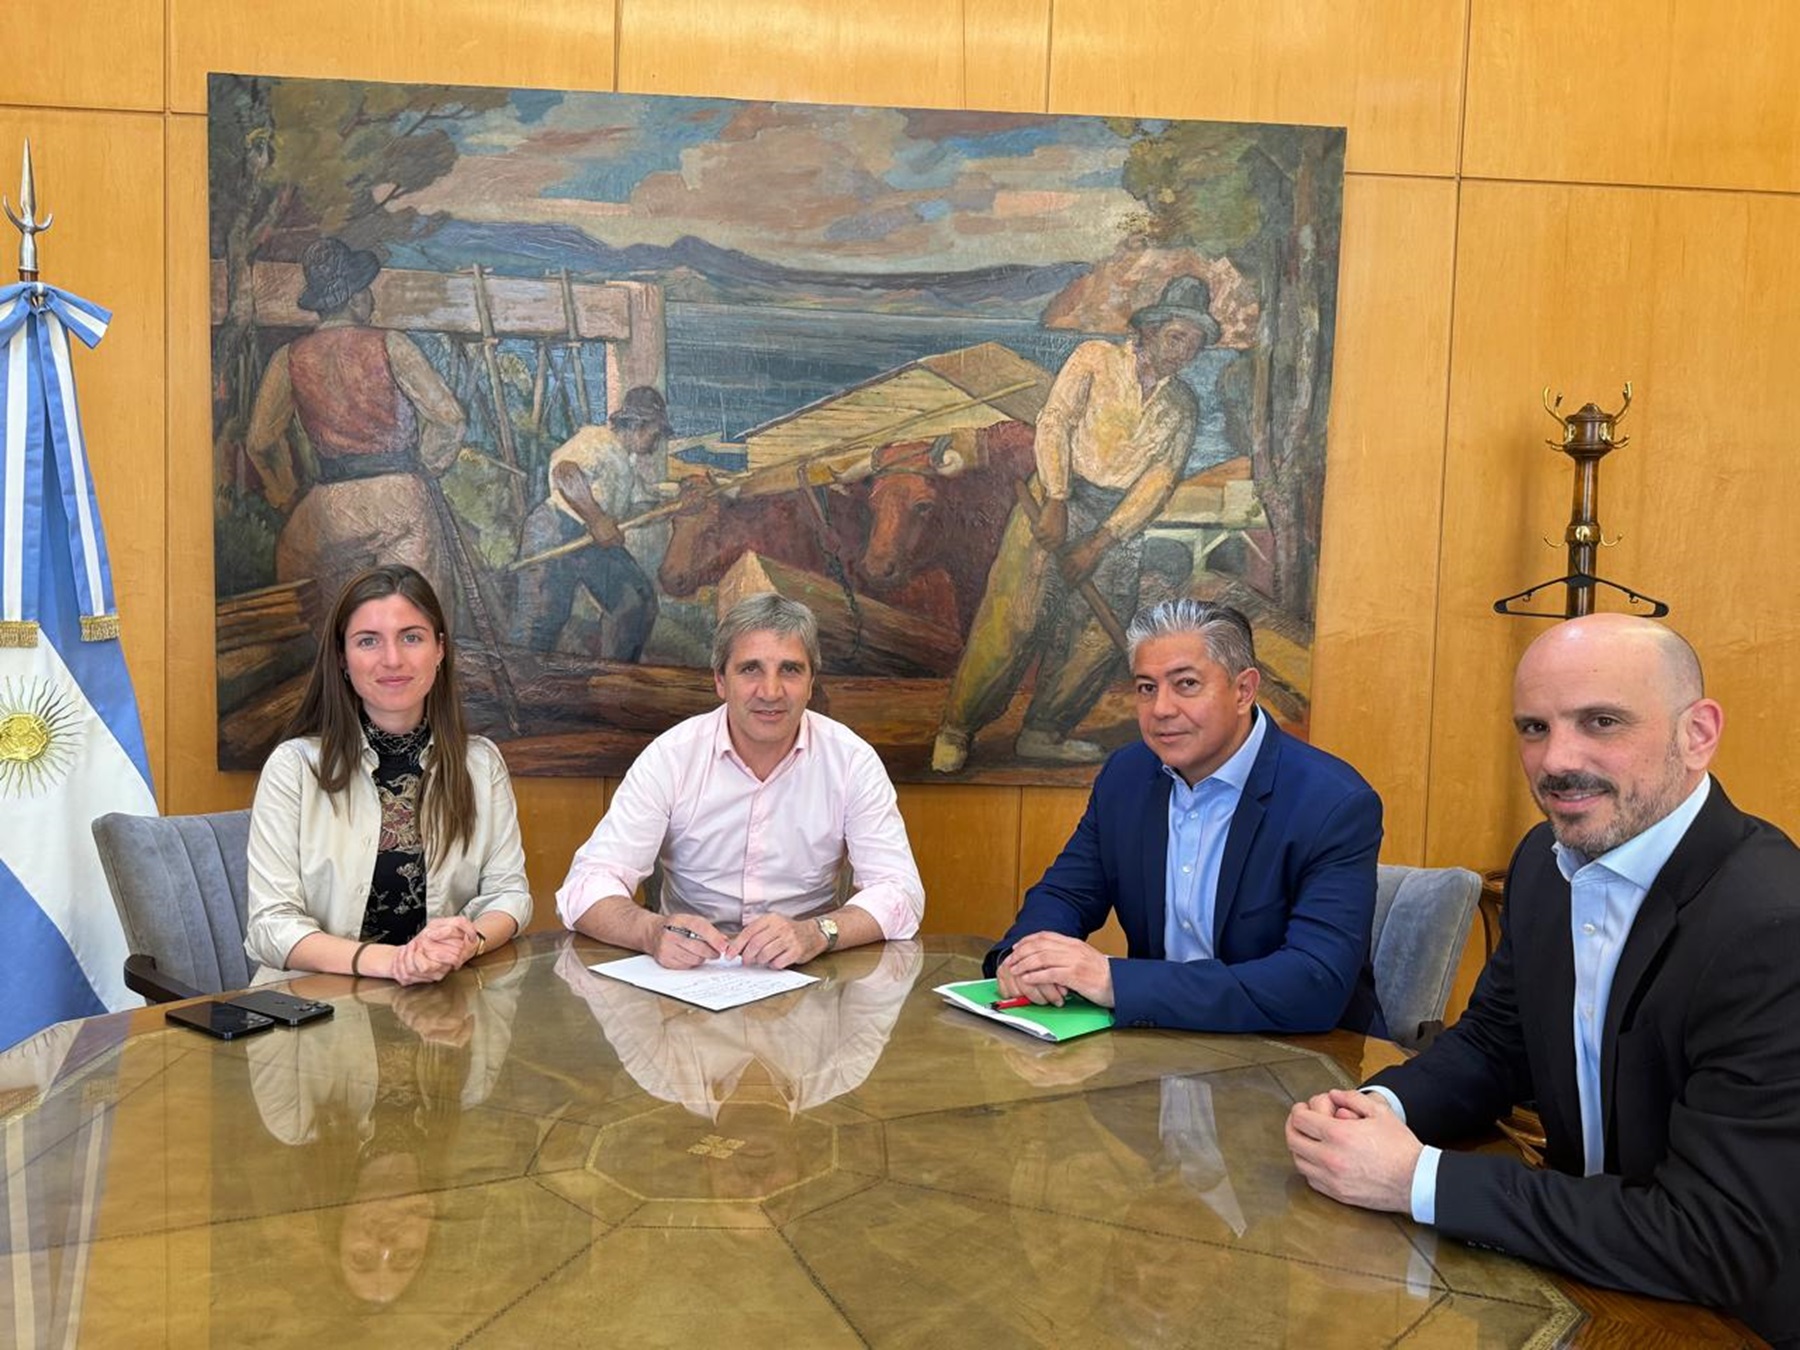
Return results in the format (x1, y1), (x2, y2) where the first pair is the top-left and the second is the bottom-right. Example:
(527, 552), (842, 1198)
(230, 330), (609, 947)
(556, 706), (925, 938)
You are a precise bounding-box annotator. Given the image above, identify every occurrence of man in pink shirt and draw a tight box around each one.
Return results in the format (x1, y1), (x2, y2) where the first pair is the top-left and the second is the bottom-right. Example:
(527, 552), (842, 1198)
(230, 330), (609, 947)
(557, 594), (925, 969)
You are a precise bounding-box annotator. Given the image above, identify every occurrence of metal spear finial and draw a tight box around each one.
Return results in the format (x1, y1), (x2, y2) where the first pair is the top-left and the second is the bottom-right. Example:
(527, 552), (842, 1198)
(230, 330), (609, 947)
(3, 140), (54, 280)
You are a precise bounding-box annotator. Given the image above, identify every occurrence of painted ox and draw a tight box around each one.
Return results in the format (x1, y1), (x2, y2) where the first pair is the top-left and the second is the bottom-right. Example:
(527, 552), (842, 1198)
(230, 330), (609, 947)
(657, 419), (1037, 639)
(657, 480), (848, 601)
(858, 420), (1035, 636)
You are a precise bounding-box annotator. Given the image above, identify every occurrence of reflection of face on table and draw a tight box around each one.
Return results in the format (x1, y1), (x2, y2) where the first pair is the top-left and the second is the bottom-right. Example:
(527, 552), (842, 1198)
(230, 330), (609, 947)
(555, 943), (919, 1200)
(339, 1151), (432, 1304)
(244, 967), (524, 1305)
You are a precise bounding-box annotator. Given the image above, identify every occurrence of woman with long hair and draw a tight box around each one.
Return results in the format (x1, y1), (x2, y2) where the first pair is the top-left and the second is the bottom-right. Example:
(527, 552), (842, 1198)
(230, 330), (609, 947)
(244, 564), (531, 983)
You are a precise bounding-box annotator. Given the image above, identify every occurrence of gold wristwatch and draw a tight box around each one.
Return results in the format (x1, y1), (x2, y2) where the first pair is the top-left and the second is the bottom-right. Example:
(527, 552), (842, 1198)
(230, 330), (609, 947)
(815, 916), (839, 952)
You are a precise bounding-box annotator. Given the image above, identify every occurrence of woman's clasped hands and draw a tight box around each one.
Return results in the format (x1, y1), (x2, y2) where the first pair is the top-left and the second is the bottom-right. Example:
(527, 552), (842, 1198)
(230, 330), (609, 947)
(388, 915), (483, 986)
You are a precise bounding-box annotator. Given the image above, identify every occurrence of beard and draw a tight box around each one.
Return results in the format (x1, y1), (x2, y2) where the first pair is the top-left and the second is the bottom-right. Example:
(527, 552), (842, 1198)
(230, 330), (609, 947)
(1532, 738), (1691, 857)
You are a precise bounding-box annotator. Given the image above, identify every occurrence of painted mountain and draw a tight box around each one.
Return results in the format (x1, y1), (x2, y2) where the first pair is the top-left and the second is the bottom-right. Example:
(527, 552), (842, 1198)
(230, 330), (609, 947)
(383, 220), (1090, 316)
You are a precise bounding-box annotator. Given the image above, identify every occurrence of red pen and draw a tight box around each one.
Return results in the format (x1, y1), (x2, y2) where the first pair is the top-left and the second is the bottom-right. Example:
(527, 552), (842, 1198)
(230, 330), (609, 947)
(990, 996), (1033, 1010)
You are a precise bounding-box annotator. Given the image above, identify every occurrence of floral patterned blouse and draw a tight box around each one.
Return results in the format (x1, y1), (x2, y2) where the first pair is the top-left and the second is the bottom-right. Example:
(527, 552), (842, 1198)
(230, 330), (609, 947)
(358, 718), (431, 944)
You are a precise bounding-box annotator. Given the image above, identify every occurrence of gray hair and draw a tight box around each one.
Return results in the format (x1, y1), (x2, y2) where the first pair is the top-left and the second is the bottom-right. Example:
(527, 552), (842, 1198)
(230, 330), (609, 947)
(1125, 598), (1257, 677)
(710, 593), (822, 676)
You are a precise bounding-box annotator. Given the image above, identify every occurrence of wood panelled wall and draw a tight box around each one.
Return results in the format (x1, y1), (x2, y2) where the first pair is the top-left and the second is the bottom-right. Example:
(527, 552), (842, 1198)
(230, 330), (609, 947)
(9, 0), (1799, 946)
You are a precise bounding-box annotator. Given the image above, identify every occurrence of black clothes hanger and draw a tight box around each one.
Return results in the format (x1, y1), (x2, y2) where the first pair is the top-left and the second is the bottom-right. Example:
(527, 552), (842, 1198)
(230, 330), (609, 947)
(1492, 383), (1668, 620)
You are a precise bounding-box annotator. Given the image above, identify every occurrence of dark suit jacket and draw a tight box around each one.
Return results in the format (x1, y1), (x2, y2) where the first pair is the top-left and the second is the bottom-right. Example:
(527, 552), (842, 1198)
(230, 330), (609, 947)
(1370, 783), (1800, 1344)
(985, 716), (1385, 1035)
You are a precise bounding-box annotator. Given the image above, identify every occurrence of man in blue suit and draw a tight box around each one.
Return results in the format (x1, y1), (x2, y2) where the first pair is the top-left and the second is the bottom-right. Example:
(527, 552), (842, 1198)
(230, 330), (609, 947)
(987, 598), (1385, 1035)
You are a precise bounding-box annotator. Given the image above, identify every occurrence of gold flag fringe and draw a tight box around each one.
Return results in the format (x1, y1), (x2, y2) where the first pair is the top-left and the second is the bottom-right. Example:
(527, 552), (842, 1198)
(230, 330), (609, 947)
(0, 620), (40, 647)
(80, 613), (120, 642)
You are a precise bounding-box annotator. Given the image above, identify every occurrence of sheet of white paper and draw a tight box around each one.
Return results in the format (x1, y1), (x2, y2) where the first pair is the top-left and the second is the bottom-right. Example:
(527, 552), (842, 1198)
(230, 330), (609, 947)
(588, 954), (819, 1011)
(933, 983), (1057, 1041)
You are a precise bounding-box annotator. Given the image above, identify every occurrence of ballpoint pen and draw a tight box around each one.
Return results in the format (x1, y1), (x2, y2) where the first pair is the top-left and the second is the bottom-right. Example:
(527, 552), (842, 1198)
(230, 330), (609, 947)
(991, 996), (1033, 1010)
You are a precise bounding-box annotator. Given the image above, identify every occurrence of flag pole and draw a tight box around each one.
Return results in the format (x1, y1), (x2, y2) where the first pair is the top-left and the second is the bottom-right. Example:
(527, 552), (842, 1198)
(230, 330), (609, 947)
(2, 140), (54, 650)
(0, 139), (159, 1046)
(4, 138), (54, 281)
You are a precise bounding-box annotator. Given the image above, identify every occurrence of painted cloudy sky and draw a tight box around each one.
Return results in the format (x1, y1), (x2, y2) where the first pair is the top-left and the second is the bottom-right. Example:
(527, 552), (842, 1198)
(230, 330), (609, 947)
(403, 91), (1150, 270)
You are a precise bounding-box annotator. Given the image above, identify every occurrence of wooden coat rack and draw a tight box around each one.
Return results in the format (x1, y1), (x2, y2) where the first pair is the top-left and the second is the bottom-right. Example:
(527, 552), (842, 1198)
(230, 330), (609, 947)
(1492, 383), (1669, 619)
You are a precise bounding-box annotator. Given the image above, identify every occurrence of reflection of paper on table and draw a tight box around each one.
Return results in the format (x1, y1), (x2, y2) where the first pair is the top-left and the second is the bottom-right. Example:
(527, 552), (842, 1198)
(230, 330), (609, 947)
(589, 954), (818, 1012)
(557, 944), (920, 1120)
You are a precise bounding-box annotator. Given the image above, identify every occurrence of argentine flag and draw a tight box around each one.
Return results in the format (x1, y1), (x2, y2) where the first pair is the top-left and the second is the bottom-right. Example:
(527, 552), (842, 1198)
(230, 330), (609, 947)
(1, 281), (157, 1051)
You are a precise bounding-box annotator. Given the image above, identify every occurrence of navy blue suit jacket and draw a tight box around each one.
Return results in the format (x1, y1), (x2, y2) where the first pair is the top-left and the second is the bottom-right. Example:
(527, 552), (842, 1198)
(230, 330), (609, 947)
(987, 716), (1385, 1035)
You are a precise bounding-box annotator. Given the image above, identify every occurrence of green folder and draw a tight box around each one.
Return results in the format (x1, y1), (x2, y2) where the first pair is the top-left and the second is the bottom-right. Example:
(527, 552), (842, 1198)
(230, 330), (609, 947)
(935, 979), (1115, 1043)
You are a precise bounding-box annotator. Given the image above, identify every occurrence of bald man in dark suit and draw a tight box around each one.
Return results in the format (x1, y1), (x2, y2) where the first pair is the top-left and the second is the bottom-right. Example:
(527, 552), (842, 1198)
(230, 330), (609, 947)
(1287, 614), (1800, 1346)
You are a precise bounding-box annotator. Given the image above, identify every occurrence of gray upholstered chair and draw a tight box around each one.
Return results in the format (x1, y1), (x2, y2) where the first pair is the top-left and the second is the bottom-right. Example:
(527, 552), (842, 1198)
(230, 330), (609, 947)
(1369, 864), (1482, 1051)
(91, 810), (256, 1003)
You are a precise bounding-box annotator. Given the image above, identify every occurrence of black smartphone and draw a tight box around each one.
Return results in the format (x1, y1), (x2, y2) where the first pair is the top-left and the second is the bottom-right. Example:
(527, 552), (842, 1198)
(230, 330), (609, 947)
(224, 990), (335, 1027)
(165, 1002), (277, 1040)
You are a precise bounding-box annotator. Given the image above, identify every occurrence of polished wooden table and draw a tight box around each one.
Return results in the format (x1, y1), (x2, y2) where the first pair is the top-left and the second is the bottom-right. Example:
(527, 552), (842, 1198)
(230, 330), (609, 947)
(0, 934), (1757, 1347)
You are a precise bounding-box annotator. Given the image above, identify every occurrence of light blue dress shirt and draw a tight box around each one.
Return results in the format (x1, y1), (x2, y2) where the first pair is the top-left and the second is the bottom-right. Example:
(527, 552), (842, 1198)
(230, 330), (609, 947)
(1378, 776), (1713, 1224)
(1162, 708), (1267, 962)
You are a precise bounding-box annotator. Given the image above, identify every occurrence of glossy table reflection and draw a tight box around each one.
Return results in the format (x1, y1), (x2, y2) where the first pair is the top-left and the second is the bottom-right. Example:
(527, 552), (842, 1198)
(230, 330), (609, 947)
(0, 935), (1752, 1347)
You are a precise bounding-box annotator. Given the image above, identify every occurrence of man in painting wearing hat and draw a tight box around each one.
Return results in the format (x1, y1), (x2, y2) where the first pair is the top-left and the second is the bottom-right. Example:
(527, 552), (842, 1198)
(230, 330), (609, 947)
(509, 386), (672, 662)
(932, 275), (1219, 772)
(246, 236), (466, 608)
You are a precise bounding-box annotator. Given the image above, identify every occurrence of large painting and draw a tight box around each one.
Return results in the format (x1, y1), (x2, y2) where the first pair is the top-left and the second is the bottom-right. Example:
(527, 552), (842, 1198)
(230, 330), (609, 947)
(208, 75), (1346, 783)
